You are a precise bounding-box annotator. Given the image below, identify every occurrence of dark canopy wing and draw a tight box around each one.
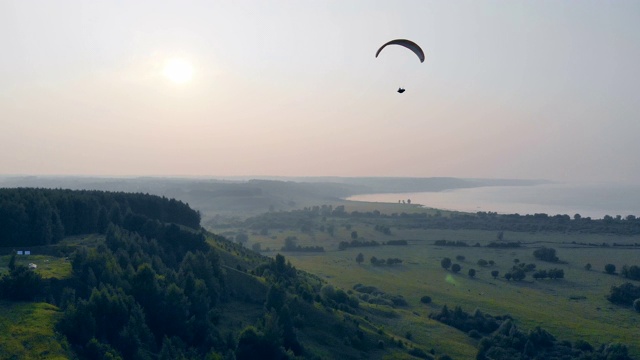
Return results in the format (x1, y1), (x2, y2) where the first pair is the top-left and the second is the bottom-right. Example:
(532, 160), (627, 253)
(375, 39), (425, 63)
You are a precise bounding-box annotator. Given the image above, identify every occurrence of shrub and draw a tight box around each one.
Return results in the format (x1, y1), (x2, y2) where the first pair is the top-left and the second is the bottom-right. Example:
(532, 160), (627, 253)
(585, 263), (592, 271)
(456, 255), (465, 261)
(477, 259), (488, 267)
(634, 298), (640, 313)
(605, 264), (616, 274)
(451, 264), (462, 273)
(607, 282), (640, 305)
(533, 247), (560, 262)
(510, 268), (526, 281)
(468, 268), (476, 278)
(491, 270), (499, 279)
(441, 257), (452, 270)
(420, 296), (432, 304)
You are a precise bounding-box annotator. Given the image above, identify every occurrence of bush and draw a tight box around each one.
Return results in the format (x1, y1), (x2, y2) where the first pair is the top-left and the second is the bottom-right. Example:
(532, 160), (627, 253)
(441, 257), (452, 270)
(420, 296), (432, 304)
(607, 282), (640, 305)
(468, 268), (476, 278)
(451, 264), (462, 273)
(634, 298), (640, 313)
(477, 259), (488, 267)
(456, 255), (465, 261)
(491, 270), (499, 279)
(533, 247), (559, 262)
(605, 264), (616, 274)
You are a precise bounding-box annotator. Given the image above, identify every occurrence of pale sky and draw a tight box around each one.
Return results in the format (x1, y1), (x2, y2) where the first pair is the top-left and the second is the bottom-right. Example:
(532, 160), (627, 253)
(1, 1), (639, 182)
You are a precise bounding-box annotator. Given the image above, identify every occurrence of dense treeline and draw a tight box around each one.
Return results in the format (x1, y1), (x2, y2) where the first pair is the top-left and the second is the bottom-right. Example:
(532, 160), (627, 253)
(243, 206), (640, 236)
(0, 188), (200, 247)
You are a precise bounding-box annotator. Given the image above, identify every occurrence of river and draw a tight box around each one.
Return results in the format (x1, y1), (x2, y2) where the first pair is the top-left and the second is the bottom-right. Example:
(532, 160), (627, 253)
(346, 182), (640, 219)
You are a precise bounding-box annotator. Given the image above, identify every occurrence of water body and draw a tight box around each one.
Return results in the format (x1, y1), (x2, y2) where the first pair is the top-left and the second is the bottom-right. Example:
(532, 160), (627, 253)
(346, 182), (640, 219)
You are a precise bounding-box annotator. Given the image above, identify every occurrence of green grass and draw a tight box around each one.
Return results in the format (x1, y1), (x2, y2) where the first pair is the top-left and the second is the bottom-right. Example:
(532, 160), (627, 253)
(0, 255), (72, 280)
(0, 301), (69, 360)
(237, 223), (640, 358)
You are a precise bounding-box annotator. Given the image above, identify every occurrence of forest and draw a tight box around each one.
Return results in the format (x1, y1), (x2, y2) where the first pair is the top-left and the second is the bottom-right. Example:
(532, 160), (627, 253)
(242, 205), (640, 236)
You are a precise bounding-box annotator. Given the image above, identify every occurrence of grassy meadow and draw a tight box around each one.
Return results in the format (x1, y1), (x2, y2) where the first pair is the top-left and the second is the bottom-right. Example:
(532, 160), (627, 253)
(218, 202), (640, 359)
(0, 301), (68, 360)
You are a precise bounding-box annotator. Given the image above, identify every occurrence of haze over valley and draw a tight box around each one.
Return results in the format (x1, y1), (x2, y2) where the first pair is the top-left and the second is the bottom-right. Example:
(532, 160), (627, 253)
(2, 1), (640, 359)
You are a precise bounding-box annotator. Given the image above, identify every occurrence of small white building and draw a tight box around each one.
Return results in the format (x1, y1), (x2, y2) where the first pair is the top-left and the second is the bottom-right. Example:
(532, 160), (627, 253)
(16, 251), (23, 255)
(28, 263), (37, 270)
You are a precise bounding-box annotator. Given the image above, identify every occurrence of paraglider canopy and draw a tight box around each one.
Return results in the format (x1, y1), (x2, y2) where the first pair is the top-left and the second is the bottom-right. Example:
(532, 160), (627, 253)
(397, 88), (406, 93)
(375, 39), (425, 63)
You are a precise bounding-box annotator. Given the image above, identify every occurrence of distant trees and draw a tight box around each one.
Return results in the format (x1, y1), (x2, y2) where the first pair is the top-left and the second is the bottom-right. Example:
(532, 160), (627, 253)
(491, 270), (499, 279)
(533, 268), (564, 280)
(434, 240), (468, 247)
(370, 256), (402, 266)
(350, 231), (358, 240)
(356, 253), (364, 265)
(468, 269), (476, 278)
(634, 299), (640, 313)
(281, 236), (324, 252)
(584, 263), (592, 271)
(451, 264), (462, 273)
(509, 268), (526, 281)
(533, 247), (560, 263)
(621, 265), (640, 281)
(338, 239), (379, 250)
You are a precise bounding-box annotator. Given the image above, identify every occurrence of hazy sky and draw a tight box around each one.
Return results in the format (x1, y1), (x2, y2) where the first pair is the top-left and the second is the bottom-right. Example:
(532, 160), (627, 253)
(2, 1), (639, 182)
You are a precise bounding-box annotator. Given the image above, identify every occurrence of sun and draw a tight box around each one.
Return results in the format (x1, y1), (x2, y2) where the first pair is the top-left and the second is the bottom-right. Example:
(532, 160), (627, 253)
(162, 58), (194, 84)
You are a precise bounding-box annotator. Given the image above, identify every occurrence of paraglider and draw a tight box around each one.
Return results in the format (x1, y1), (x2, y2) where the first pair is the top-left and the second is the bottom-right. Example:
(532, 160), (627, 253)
(376, 39), (424, 93)
(375, 39), (425, 63)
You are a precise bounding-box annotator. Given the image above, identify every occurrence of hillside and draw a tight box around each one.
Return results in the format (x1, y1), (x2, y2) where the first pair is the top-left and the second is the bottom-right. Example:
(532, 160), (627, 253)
(0, 188), (436, 360)
(0, 176), (549, 224)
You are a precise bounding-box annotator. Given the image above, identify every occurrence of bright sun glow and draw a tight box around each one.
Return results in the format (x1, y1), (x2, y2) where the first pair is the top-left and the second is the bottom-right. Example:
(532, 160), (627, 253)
(162, 58), (194, 84)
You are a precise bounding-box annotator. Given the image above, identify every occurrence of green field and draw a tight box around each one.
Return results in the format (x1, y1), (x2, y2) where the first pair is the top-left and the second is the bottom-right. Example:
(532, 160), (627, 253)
(221, 211), (640, 359)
